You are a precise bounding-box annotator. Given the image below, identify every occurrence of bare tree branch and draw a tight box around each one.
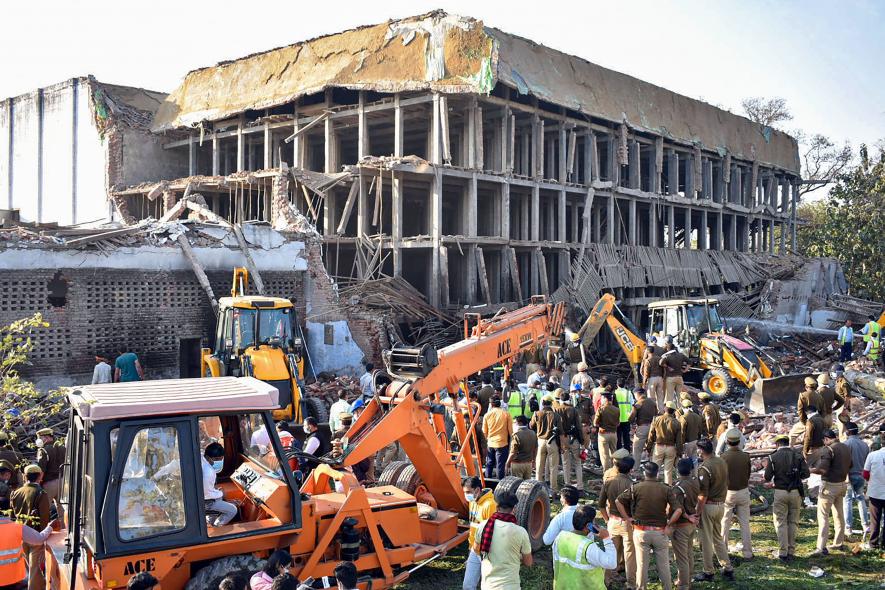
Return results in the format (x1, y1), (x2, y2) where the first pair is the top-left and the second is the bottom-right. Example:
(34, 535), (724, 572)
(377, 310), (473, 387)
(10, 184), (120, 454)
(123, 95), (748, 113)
(799, 134), (853, 196)
(741, 97), (792, 129)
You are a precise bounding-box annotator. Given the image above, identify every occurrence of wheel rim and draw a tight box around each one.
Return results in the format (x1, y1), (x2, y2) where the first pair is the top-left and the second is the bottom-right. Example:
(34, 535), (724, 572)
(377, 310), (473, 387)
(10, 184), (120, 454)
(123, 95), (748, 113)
(708, 375), (727, 395)
(528, 497), (547, 538)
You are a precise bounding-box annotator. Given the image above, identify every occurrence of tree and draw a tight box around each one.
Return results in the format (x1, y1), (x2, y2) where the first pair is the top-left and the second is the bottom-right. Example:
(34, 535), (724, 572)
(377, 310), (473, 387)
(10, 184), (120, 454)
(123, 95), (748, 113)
(741, 97), (792, 128)
(798, 144), (885, 301)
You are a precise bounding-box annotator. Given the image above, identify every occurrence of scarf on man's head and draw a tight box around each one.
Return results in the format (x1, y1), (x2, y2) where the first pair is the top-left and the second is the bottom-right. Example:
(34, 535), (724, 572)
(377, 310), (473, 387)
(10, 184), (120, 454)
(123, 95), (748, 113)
(478, 511), (518, 555)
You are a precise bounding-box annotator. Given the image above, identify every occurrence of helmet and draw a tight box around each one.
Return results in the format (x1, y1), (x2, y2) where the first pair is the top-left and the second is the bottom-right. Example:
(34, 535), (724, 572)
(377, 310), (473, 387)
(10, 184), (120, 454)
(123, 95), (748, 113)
(570, 332), (581, 342)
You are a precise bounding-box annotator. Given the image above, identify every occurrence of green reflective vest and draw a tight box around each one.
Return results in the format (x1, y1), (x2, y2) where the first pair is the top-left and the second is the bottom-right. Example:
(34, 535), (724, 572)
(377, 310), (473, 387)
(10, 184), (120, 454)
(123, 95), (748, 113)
(614, 387), (633, 423)
(553, 531), (606, 590)
(864, 321), (881, 343)
(869, 337), (881, 361)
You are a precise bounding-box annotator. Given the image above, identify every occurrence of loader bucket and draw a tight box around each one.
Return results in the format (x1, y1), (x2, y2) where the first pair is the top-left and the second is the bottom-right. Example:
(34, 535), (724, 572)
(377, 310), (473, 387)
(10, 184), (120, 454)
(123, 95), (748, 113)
(746, 373), (812, 414)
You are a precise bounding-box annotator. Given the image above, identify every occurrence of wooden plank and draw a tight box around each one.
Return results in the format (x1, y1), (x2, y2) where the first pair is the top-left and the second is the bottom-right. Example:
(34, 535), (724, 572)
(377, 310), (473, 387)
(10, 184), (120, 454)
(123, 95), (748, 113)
(475, 247), (491, 305)
(508, 247), (523, 302)
(63, 225), (142, 247)
(336, 179), (359, 234)
(176, 234), (218, 315)
(283, 110), (330, 143)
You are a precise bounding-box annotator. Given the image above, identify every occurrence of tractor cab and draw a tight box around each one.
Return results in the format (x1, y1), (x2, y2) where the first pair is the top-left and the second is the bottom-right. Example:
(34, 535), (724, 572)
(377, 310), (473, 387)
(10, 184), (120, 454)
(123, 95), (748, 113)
(647, 298), (724, 355)
(48, 378), (302, 590)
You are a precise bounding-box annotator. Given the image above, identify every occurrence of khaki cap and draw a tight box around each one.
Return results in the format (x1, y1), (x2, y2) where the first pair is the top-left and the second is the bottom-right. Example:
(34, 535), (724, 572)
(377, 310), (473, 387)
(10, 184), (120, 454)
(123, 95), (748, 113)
(24, 464), (42, 475)
(774, 434), (789, 443)
(577, 362), (588, 372)
(804, 376), (817, 387)
(726, 429), (742, 442)
(698, 392), (711, 400)
(681, 399), (693, 408)
(817, 372), (831, 385)
(570, 332), (581, 342)
(0, 431), (8, 441)
(612, 448), (631, 460)
(542, 394), (555, 403)
(36, 428), (53, 437)
(338, 412), (353, 421)
(664, 401), (677, 410)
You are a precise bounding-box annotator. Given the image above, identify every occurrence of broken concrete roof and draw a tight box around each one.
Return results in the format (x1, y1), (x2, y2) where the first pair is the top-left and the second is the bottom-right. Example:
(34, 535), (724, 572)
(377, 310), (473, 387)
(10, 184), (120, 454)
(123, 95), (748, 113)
(152, 11), (799, 172)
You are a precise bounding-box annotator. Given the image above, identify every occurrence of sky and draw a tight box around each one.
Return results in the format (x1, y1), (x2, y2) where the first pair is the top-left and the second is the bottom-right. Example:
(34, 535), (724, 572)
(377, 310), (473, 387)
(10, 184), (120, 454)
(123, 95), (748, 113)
(3, 0), (883, 154)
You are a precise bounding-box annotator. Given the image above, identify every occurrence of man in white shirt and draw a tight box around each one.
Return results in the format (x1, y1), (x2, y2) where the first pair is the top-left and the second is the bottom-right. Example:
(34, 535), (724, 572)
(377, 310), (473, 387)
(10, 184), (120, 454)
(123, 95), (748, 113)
(715, 413), (746, 456)
(527, 367), (547, 390)
(864, 423), (885, 549)
(202, 442), (237, 526)
(91, 355), (112, 384)
(359, 363), (376, 398)
(249, 426), (271, 453)
(329, 390), (351, 433)
(836, 320), (855, 362)
(542, 485), (580, 545)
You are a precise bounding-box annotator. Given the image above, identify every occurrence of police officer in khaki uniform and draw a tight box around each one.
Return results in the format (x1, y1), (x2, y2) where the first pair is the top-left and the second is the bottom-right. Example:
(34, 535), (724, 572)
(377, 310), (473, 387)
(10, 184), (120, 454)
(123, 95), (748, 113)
(668, 458), (699, 590)
(694, 439), (734, 582)
(810, 429), (852, 555)
(599, 455), (637, 589)
(803, 405), (827, 459)
(763, 434), (810, 560)
(816, 372), (844, 429)
(555, 389), (586, 491)
(832, 365), (852, 439)
(630, 388), (657, 470)
(720, 429), (753, 559)
(615, 461), (674, 590)
(36, 427), (66, 522)
(11, 464), (51, 590)
(595, 393), (621, 472)
(698, 393), (721, 437)
(646, 401), (683, 485)
(0, 432), (24, 489)
(678, 399), (705, 470)
(603, 448), (633, 483)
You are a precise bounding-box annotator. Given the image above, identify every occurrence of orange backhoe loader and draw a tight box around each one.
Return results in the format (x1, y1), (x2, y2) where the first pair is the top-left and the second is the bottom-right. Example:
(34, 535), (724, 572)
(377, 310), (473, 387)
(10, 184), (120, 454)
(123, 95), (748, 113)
(46, 297), (563, 590)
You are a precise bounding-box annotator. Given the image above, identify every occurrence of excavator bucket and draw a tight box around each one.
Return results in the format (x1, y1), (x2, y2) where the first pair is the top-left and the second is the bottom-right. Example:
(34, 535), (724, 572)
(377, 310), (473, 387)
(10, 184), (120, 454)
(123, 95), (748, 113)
(746, 373), (813, 414)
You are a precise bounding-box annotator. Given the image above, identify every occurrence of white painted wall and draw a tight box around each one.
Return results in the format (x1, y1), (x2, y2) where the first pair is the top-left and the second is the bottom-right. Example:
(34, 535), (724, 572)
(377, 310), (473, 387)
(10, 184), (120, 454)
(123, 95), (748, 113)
(1, 78), (107, 224)
(305, 320), (365, 376)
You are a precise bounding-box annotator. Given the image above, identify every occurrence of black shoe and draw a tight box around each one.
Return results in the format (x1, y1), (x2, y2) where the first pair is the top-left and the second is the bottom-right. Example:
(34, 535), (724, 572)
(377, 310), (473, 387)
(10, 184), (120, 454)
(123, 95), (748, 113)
(722, 569), (735, 581)
(778, 555), (789, 562)
(693, 573), (715, 582)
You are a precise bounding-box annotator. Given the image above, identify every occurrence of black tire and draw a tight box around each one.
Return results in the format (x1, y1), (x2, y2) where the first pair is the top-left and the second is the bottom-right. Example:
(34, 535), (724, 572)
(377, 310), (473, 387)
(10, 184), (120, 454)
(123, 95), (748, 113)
(494, 475), (522, 497)
(702, 368), (737, 402)
(185, 555), (263, 590)
(395, 464), (422, 495)
(304, 395), (329, 424)
(514, 479), (551, 552)
(377, 460), (410, 486)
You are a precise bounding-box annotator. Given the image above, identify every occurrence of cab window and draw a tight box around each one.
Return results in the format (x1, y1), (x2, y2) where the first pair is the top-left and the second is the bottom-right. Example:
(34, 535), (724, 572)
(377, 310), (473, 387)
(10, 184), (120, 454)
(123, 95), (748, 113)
(664, 307), (680, 337)
(117, 426), (187, 541)
(239, 413), (285, 478)
(232, 309), (257, 350)
(256, 308), (294, 348)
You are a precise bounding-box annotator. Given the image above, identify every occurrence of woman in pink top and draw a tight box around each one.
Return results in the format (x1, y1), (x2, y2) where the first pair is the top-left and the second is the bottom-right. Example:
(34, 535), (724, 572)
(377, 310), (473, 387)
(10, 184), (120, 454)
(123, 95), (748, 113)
(250, 550), (293, 590)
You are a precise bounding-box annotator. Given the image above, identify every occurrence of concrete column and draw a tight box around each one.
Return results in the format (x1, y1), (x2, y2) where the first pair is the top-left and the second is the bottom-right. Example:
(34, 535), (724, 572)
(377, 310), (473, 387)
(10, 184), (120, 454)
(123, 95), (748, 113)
(583, 131), (593, 184)
(467, 174), (478, 238)
(291, 104), (301, 168)
(628, 198), (637, 245)
(699, 209), (708, 250)
(728, 214), (737, 251)
(593, 201), (602, 243)
(394, 94), (403, 158)
(212, 133), (220, 176)
(521, 192), (529, 241)
(236, 115), (245, 172)
(589, 131), (599, 181)
(558, 189), (567, 242)
(649, 201), (658, 247)
(392, 173), (403, 276)
(431, 93), (442, 165)
(714, 212), (723, 251)
(324, 115), (336, 174)
(779, 220), (786, 253)
(683, 207), (691, 249)
(558, 127), (568, 184)
(189, 134), (197, 176)
(606, 195), (615, 244)
(502, 183), (511, 240)
(667, 149), (678, 195)
(654, 137), (664, 193)
(531, 184), (540, 241)
(667, 205), (676, 248)
(791, 181), (799, 250)
(769, 218), (775, 253)
(570, 201), (579, 243)
(684, 153), (695, 198)
(357, 91), (368, 160)
(430, 170), (443, 306)
(629, 140), (640, 189)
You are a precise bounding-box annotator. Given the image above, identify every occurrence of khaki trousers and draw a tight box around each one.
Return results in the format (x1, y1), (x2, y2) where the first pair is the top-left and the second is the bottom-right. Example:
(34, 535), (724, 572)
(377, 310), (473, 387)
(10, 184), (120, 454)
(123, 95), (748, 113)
(609, 517), (637, 588)
(670, 524), (696, 590)
(44, 477), (64, 522)
(24, 542), (45, 590)
(598, 431), (618, 472)
(647, 377), (665, 412)
(633, 528), (672, 590)
(817, 481), (848, 550)
(535, 438), (560, 491)
(664, 376), (684, 408)
(561, 440), (583, 490)
(722, 487), (753, 557)
(699, 503), (731, 574)
(633, 423), (651, 469)
(510, 461), (533, 479)
(772, 489), (802, 556)
(822, 414), (834, 429)
(653, 444), (677, 485)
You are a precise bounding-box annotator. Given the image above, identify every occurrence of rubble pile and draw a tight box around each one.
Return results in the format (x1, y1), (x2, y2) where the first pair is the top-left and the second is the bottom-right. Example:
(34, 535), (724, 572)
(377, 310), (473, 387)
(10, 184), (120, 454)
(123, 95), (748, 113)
(305, 374), (363, 407)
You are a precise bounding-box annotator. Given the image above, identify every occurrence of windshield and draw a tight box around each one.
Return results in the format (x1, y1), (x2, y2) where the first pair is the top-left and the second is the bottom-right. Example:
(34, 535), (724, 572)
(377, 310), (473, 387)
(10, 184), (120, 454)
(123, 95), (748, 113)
(238, 413), (286, 479)
(685, 304), (723, 334)
(232, 308), (256, 350)
(708, 305), (724, 332)
(257, 308), (295, 347)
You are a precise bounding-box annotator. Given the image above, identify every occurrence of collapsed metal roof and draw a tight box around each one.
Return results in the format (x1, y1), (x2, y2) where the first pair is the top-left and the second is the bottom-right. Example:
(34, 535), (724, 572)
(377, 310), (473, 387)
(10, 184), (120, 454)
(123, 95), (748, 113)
(152, 10), (799, 173)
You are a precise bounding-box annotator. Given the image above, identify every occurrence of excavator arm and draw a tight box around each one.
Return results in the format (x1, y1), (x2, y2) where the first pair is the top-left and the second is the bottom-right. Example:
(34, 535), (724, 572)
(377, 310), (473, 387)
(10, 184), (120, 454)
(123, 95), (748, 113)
(576, 294), (647, 381)
(334, 297), (565, 516)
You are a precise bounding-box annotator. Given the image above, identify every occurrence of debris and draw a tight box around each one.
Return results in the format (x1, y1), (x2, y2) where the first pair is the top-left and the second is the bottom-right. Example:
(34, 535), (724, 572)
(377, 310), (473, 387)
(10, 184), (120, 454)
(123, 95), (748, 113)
(808, 567), (825, 578)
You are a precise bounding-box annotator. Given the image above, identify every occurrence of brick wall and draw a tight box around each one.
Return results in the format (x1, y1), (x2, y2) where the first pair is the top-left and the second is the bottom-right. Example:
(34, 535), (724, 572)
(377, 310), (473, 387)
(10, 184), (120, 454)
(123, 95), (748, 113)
(0, 267), (304, 383)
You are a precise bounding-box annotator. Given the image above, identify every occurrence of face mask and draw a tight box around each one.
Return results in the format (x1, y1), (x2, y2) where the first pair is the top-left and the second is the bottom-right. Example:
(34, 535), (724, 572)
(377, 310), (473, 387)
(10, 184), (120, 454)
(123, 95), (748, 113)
(211, 460), (224, 473)
(35, 438), (44, 449)
(465, 493), (475, 503)
(303, 425), (311, 434)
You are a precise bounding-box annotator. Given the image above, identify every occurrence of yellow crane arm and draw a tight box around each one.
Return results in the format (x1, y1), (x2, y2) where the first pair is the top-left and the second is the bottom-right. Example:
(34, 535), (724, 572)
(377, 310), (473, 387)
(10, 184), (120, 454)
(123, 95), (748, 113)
(577, 293), (647, 382)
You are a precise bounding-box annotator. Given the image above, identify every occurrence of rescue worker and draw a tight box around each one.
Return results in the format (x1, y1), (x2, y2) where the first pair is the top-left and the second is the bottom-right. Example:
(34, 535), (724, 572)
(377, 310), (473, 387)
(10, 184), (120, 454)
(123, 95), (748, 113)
(836, 319), (854, 362)
(531, 394), (562, 493)
(595, 393), (621, 472)
(861, 314), (881, 344)
(659, 343), (688, 410)
(678, 399), (705, 471)
(571, 361), (594, 392)
(694, 439), (734, 582)
(36, 427), (66, 522)
(864, 330), (881, 365)
(598, 456), (636, 589)
(698, 393), (721, 439)
(803, 405), (827, 459)
(646, 401), (683, 485)
(668, 458), (700, 590)
(615, 461), (673, 590)
(641, 345), (665, 412)
(562, 331), (587, 386)
(810, 429), (852, 555)
(721, 430), (753, 560)
(506, 415), (537, 480)
(551, 504), (617, 590)
(10, 464), (51, 590)
(798, 376), (825, 425)
(630, 388), (657, 470)
(555, 390), (585, 492)
(763, 434), (810, 560)
(816, 372), (844, 429)
(461, 476), (496, 590)
(0, 498), (53, 589)
(614, 378), (635, 451)
(0, 431), (24, 489)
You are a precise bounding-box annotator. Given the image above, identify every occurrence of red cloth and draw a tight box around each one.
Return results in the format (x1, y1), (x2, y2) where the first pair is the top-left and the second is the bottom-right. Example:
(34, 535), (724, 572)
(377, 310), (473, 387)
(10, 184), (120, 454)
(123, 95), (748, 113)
(478, 511), (518, 554)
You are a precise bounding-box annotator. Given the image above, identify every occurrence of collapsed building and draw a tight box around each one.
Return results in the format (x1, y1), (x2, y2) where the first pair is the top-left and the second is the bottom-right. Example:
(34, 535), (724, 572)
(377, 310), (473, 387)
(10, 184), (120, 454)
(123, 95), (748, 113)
(0, 11), (847, 384)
